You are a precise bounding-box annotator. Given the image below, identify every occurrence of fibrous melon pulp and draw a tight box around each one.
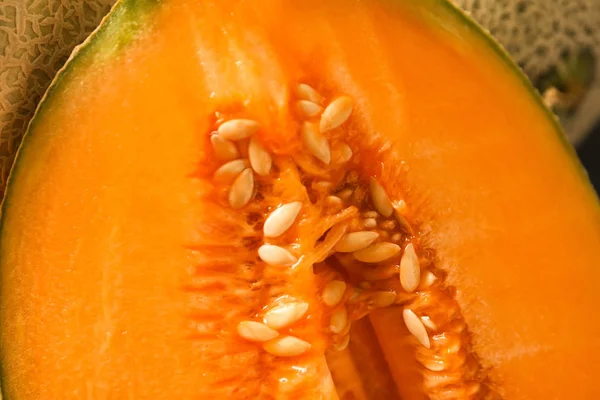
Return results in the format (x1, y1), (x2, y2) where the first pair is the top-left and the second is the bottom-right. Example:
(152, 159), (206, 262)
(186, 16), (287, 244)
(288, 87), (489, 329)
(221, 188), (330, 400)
(1, 0), (599, 399)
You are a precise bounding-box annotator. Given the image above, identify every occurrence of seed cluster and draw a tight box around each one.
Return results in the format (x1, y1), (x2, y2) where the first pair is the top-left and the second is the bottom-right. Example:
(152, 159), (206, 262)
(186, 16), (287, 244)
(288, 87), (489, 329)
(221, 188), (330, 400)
(207, 83), (487, 398)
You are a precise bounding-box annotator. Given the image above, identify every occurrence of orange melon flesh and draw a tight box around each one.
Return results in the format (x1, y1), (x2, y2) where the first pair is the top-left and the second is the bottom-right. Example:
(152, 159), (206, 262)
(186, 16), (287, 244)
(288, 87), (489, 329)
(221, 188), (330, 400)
(1, 0), (600, 399)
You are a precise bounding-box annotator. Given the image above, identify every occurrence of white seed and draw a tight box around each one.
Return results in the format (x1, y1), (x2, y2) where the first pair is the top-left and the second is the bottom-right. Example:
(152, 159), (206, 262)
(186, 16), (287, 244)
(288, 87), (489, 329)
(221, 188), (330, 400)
(295, 83), (324, 104)
(363, 211), (379, 219)
(322, 280), (347, 307)
(264, 302), (309, 330)
(370, 291), (396, 308)
(336, 188), (353, 201)
(211, 134), (240, 161)
(421, 316), (437, 331)
(325, 196), (343, 212)
(422, 359), (446, 372)
(421, 271), (437, 288)
(403, 309), (431, 348)
(301, 122), (331, 165)
(237, 321), (279, 342)
(334, 143), (353, 164)
(218, 119), (260, 141)
(353, 242), (400, 263)
(263, 202), (302, 238)
(263, 336), (311, 357)
(334, 231), (379, 253)
(213, 159), (249, 183)
(297, 100), (324, 118)
(228, 168), (254, 209)
(400, 243), (421, 293)
(320, 96), (353, 132)
(363, 218), (377, 229)
(329, 307), (348, 334)
(258, 244), (298, 266)
(333, 333), (351, 351)
(369, 177), (393, 217)
(248, 136), (272, 176)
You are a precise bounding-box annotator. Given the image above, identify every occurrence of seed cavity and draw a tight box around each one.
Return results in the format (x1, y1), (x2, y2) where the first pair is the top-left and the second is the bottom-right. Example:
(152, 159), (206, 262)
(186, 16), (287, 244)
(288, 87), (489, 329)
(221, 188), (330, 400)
(218, 119), (260, 141)
(213, 159), (249, 183)
(248, 136), (272, 176)
(329, 307), (348, 334)
(353, 242), (400, 263)
(264, 301), (309, 330)
(297, 100), (324, 118)
(211, 134), (240, 161)
(301, 121), (331, 165)
(322, 280), (347, 307)
(228, 168), (254, 209)
(400, 243), (421, 292)
(258, 244), (298, 266)
(320, 96), (353, 132)
(263, 202), (303, 238)
(263, 336), (311, 357)
(295, 83), (324, 104)
(237, 321), (279, 342)
(403, 308), (431, 348)
(369, 177), (394, 217)
(334, 231), (379, 253)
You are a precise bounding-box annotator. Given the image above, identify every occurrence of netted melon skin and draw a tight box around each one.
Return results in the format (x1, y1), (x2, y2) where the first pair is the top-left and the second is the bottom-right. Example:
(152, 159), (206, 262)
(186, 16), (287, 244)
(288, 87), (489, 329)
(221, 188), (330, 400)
(455, 0), (600, 145)
(0, 0), (114, 197)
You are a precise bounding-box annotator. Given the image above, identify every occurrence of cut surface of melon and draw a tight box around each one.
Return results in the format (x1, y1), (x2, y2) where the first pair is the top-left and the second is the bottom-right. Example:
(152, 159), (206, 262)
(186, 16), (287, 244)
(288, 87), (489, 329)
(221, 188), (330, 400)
(1, 0), (599, 399)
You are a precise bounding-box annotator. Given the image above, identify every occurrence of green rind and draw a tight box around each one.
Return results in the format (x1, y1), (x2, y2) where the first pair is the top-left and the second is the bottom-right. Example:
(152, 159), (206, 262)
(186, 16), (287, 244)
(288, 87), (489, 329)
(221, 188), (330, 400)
(0, 0), (597, 397)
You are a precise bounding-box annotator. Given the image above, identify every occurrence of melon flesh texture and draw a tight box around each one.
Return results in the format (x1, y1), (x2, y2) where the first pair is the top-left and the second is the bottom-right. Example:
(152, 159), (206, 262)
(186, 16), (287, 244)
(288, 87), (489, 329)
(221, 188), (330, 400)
(1, 0), (600, 399)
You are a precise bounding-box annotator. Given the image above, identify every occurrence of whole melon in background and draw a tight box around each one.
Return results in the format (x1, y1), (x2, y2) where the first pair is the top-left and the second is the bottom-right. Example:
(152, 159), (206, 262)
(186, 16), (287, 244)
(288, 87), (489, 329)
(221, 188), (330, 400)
(0, 0), (115, 194)
(0, 0), (599, 199)
(454, 0), (600, 146)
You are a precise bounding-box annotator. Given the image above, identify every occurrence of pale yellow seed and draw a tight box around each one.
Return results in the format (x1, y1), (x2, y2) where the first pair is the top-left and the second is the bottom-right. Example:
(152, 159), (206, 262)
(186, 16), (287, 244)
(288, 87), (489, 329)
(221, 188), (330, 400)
(369, 177), (393, 217)
(211, 134), (240, 161)
(301, 121), (331, 164)
(421, 271), (437, 288)
(391, 233), (402, 242)
(263, 202), (302, 238)
(213, 159), (248, 183)
(353, 242), (400, 263)
(380, 220), (396, 231)
(363, 211), (379, 219)
(370, 291), (396, 308)
(218, 119), (260, 141)
(403, 309), (431, 348)
(258, 245), (298, 266)
(295, 83), (324, 104)
(363, 218), (377, 229)
(400, 243), (421, 292)
(320, 96), (353, 132)
(263, 336), (311, 357)
(334, 231), (379, 253)
(264, 302), (309, 330)
(322, 280), (347, 307)
(248, 136), (272, 176)
(421, 316), (437, 331)
(237, 321), (279, 342)
(330, 307), (348, 334)
(228, 168), (254, 209)
(335, 143), (353, 164)
(333, 333), (351, 351)
(297, 100), (324, 118)
(337, 188), (353, 201)
(325, 196), (343, 212)
(422, 359), (446, 372)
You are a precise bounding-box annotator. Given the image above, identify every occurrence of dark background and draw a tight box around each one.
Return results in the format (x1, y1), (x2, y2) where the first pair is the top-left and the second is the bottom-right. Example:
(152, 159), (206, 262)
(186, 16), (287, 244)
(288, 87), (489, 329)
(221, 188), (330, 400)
(579, 125), (600, 192)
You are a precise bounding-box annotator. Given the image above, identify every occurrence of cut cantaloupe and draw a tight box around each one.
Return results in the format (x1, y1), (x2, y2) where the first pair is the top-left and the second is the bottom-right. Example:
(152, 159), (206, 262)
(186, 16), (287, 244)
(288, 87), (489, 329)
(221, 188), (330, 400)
(1, 0), (599, 399)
